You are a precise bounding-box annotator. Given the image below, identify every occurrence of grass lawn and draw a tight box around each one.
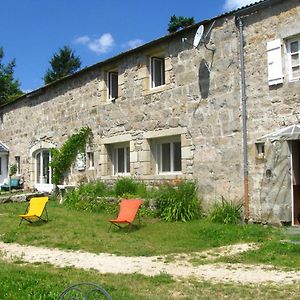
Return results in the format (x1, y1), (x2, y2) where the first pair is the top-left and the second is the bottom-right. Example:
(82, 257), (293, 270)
(0, 200), (300, 299)
(1, 259), (300, 300)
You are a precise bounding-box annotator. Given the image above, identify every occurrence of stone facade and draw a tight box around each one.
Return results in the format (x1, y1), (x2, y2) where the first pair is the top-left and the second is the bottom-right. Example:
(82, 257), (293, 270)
(0, 0), (300, 224)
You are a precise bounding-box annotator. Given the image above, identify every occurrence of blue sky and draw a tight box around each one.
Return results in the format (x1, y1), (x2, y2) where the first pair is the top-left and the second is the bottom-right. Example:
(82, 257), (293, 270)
(1, 0), (254, 92)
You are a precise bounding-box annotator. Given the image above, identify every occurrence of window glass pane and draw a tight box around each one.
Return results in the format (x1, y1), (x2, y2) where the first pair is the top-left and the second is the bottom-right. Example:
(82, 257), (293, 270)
(42, 151), (50, 184)
(292, 66), (300, 78)
(88, 152), (94, 168)
(0, 157), (2, 175)
(151, 57), (165, 88)
(161, 143), (171, 172)
(36, 152), (41, 183)
(15, 156), (20, 174)
(154, 59), (162, 87)
(117, 148), (125, 173)
(291, 41), (299, 53)
(109, 72), (118, 99)
(291, 53), (299, 67)
(173, 142), (182, 171)
(126, 147), (130, 173)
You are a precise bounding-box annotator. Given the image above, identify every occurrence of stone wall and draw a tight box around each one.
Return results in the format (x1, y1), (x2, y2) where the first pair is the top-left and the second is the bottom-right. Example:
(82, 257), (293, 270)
(242, 0), (300, 222)
(0, 0), (299, 223)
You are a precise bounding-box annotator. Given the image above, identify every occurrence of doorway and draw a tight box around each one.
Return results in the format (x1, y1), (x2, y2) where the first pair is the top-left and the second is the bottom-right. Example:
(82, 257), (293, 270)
(291, 140), (300, 226)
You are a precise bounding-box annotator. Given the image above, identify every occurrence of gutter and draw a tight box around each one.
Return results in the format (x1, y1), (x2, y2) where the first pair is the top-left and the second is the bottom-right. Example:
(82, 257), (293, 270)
(236, 16), (249, 222)
(233, 0), (283, 222)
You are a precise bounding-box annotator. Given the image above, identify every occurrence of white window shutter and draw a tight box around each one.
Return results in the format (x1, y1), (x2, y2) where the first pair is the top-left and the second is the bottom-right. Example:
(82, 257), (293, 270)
(267, 39), (283, 86)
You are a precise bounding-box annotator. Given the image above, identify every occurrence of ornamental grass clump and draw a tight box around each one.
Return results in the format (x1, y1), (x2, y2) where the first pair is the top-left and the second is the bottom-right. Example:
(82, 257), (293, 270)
(209, 197), (243, 225)
(155, 181), (201, 222)
(114, 177), (139, 197)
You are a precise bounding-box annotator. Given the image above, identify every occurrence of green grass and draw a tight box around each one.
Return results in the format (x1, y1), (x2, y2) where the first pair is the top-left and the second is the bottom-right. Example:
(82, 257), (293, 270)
(0, 258), (300, 300)
(0, 200), (281, 257)
(1, 200), (300, 299)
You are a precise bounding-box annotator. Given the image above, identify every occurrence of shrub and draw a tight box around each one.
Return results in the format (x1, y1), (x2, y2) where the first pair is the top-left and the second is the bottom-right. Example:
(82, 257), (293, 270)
(209, 197), (243, 224)
(114, 177), (139, 197)
(155, 181), (201, 222)
(63, 181), (115, 213)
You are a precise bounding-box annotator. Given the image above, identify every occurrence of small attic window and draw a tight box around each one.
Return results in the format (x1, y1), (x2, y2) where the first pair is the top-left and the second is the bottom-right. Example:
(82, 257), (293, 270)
(256, 143), (265, 159)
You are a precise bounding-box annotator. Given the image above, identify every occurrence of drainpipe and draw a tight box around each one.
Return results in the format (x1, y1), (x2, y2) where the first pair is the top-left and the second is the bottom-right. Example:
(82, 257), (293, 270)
(237, 16), (249, 222)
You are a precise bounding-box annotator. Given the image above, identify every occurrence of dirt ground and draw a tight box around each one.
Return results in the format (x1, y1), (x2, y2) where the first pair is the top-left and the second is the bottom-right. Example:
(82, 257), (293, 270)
(1, 241), (300, 284)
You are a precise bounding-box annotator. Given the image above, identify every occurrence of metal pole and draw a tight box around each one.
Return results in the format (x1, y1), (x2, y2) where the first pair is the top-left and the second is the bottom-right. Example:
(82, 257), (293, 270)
(238, 17), (249, 221)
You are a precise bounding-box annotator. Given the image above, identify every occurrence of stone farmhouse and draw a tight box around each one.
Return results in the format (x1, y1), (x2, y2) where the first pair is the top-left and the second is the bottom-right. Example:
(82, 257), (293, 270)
(0, 0), (299, 225)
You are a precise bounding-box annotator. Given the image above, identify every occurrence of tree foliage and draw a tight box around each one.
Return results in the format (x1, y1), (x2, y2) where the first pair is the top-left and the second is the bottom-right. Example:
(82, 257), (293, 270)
(44, 46), (81, 84)
(168, 15), (195, 33)
(0, 47), (23, 103)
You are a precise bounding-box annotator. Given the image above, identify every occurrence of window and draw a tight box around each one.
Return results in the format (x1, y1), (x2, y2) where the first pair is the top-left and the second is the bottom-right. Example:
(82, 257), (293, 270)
(156, 138), (181, 174)
(0, 157), (2, 175)
(108, 71), (118, 100)
(256, 143), (265, 159)
(113, 145), (130, 175)
(75, 153), (85, 171)
(35, 150), (51, 184)
(287, 37), (300, 81)
(87, 152), (95, 169)
(15, 156), (20, 175)
(150, 57), (165, 88)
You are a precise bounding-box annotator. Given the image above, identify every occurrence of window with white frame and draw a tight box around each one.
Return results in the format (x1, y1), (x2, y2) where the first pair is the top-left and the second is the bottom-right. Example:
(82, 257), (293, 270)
(35, 150), (51, 184)
(112, 144), (130, 175)
(155, 136), (181, 174)
(107, 71), (118, 100)
(87, 151), (95, 169)
(287, 37), (300, 81)
(15, 156), (20, 174)
(150, 56), (165, 88)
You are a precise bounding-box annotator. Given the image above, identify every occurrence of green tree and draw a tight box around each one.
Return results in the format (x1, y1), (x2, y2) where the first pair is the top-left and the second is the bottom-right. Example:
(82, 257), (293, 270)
(168, 15), (195, 33)
(0, 47), (23, 103)
(44, 46), (81, 84)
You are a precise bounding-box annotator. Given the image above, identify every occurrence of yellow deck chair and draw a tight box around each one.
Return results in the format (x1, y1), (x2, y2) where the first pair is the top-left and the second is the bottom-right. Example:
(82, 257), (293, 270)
(19, 197), (49, 225)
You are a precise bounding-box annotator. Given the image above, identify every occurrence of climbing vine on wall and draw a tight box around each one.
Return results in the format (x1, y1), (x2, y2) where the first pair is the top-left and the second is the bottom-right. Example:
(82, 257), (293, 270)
(51, 126), (93, 185)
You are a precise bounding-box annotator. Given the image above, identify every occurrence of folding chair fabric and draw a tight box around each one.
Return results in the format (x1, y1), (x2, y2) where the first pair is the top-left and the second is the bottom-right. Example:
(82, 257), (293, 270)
(19, 196), (48, 225)
(109, 199), (142, 229)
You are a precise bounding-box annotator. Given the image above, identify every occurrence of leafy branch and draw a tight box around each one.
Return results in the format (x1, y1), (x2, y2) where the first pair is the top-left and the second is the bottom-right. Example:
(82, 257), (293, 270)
(51, 127), (93, 185)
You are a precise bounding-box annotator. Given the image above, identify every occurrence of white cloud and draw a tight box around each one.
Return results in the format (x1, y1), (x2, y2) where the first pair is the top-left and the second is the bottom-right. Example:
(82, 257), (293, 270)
(223, 0), (256, 11)
(75, 33), (114, 54)
(124, 39), (144, 50)
(75, 36), (90, 44)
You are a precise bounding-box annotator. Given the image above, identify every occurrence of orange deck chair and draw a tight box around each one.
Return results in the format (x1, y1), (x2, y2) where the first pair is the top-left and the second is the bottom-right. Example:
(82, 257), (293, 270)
(109, 199), (143, 230)
(19, 196), (49, 225)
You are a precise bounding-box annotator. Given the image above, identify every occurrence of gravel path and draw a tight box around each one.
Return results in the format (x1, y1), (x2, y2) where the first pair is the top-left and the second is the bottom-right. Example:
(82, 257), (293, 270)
(1, 241), (300, 284)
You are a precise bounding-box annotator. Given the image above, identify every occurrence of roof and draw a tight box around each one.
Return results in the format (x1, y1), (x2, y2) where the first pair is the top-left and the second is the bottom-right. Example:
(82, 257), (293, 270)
(0, 0), (283, 109)
(257, 124), (300, 142)
(0, 142), (9, 153)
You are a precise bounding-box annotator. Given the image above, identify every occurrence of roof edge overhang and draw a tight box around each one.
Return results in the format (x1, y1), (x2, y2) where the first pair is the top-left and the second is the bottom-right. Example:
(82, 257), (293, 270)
(0, 141), (9, 153)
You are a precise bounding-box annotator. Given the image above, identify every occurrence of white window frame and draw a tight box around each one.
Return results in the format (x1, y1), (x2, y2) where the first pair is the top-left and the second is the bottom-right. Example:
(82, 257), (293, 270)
(112, 144), (130, 175)
(287, 37), (300, 82)
(15, 156), (21, 175)
(87, 151), (95, 169)
(150, 56), (165, 88)
(35, 149), (52, 186)
(155, 136), (182, 174)
(107, 71), (118, 101)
